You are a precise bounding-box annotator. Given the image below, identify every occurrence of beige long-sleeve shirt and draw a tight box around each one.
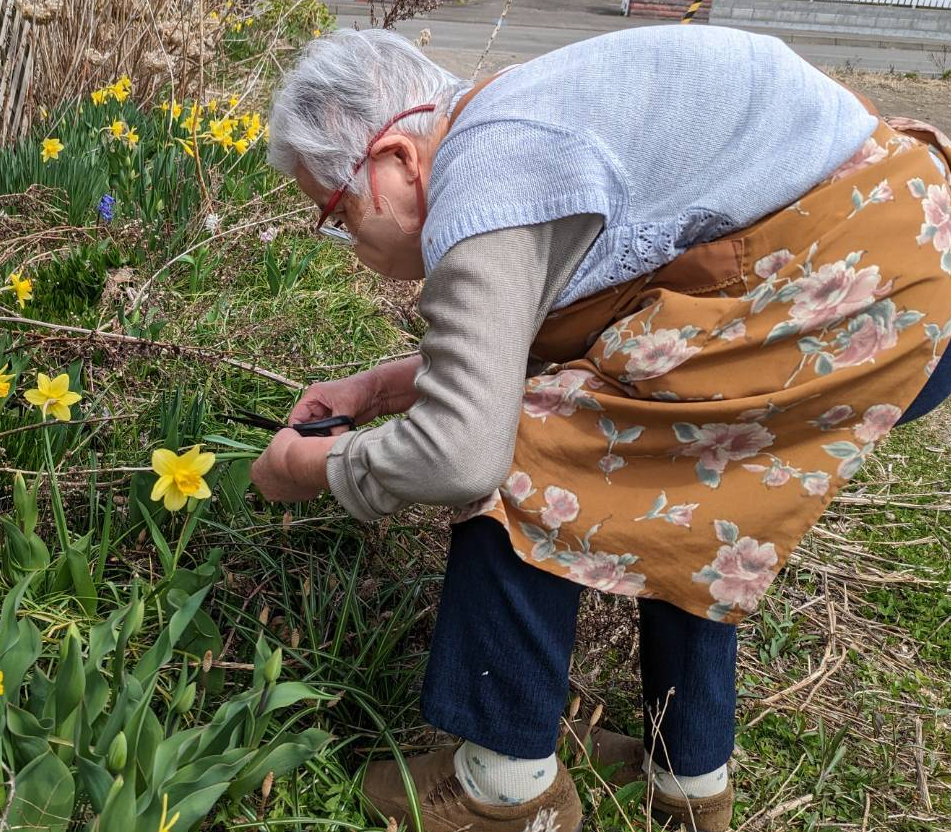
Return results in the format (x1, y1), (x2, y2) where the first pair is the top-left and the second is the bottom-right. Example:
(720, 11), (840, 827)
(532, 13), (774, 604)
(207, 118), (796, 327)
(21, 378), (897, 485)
(325, 214), (603, 521)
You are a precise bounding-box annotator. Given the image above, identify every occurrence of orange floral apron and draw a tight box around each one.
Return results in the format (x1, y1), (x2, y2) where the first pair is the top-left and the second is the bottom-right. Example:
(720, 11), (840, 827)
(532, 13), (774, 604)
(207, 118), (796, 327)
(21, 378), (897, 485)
(449, 116), (951, 624)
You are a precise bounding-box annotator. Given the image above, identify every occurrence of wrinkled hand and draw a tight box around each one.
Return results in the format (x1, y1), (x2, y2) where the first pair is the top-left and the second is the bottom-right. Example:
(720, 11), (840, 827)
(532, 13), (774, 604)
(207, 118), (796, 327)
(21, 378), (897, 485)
(251, 428), (338, 503)
(288, 373), (380, 435)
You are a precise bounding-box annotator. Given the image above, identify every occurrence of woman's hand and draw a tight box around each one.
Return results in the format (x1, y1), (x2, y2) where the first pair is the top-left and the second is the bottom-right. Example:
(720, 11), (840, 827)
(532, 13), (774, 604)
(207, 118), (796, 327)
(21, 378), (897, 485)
(289, 373), (382, 434)
(251, 429), (338, 502)
(288, 354), (424, 429)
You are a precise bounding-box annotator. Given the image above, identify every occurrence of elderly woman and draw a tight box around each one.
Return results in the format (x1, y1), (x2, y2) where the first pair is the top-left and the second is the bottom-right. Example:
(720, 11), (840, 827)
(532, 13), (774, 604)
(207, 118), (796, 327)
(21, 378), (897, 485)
(251, 24), (951, 832)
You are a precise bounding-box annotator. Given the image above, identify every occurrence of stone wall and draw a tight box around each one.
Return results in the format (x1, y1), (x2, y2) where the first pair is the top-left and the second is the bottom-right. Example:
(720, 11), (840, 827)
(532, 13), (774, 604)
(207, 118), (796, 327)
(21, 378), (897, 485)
(711, 0), (951, 42)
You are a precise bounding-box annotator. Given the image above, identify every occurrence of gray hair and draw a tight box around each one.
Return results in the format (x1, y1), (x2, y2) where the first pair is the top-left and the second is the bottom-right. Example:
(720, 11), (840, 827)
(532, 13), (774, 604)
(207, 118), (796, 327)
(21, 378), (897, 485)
(267, 28), (466, 196)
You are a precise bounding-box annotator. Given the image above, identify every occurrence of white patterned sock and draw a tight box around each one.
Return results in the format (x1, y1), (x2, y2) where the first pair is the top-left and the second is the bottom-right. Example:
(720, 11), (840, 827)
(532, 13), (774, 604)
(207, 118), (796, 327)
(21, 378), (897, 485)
(642, 755), (728, 799)
(453, 741), (558, 806)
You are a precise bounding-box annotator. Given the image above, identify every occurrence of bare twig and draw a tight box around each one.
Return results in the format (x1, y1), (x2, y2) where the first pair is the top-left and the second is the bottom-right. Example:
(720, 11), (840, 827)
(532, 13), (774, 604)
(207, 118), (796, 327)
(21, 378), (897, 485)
(0, 759), (16, 832)
(914, 717), (933, 812)
(0, 414), (135, 440)
(472, 0), (515, 81)
(0, 316), (303, 390)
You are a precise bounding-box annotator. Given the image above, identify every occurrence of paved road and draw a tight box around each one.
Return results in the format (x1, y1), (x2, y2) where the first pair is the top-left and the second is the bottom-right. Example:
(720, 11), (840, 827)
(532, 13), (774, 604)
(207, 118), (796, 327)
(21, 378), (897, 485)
(328, 0), (951, 76)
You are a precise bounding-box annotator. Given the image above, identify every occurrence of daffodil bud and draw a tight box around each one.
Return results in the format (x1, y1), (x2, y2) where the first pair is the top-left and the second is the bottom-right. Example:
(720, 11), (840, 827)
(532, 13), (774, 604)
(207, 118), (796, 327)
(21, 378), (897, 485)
(263, 648), (282, 684)
(107, 731), (127, 773)
(202, 650), (213, 673)
(174, 682), (196, 715)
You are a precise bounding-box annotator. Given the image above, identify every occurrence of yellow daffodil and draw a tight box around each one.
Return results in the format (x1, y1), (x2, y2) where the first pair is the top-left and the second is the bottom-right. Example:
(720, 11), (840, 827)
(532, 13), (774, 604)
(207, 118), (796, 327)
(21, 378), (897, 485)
(176, 138), (197, 158)
(246, 16), (253, 26)
(244, 112), (262, 141)
(41, 137), (64, 162)
(231, 21), (242, 32)
(0, 364), (14, 398)
(25, 373), (82, 422)
(91, 89), (107, 105)
(111, 76), (132, 102)
(208, 118), (237, 148)
(206, 98), (218, 113)
(240, 113), (251, 128)
(233, 138), (249, 155)
(157, 793), (180, 832)
(180, 112), (202, 133)
(228, 95), (239, 109)
(150, 445), (215, 511)
(110, 119), (126, 138)
(210, 9), (218, 19)
(0, 670), (4, 696)
(313, 28), (321, 38)
(6, 272), (32, 308)
(125, 127), (140, 147)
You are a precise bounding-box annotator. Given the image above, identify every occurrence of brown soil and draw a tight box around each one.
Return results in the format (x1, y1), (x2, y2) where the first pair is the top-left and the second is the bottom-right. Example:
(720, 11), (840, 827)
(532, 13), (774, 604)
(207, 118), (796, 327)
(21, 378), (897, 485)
(826, 68), (951, 137)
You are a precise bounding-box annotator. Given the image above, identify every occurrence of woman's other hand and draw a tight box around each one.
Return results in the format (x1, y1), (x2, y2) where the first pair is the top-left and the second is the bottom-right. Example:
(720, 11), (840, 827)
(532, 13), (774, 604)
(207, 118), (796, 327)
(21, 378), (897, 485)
(288, 373), (381, 435)
(251, 429), (337, 502)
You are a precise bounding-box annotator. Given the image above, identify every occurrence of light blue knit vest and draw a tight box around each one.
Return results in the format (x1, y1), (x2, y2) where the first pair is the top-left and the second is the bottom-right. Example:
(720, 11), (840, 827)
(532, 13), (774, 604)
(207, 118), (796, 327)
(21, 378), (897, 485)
(422, 25), (878, 309)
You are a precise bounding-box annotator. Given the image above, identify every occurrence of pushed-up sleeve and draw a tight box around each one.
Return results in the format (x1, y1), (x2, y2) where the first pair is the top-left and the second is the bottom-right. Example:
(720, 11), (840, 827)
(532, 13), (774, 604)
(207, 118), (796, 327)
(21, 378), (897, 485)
(325, 214), (602, 521)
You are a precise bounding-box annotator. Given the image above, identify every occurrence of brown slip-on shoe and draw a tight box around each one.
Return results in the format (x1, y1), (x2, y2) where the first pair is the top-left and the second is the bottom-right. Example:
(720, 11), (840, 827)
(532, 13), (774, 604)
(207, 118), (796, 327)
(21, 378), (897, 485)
(647, 779), (734, 832)
(361, 745), (583, 832)
(566, 721), (646, 787)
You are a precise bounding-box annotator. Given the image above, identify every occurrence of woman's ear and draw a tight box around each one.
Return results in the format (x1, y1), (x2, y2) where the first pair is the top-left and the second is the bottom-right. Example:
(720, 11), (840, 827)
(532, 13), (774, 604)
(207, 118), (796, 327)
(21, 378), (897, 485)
(370, 135), (421, 183)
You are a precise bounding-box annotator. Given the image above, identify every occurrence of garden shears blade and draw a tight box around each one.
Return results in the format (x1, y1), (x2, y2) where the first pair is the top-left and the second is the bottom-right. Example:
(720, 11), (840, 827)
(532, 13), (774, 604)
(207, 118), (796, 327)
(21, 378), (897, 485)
(225, 407), (355, 437)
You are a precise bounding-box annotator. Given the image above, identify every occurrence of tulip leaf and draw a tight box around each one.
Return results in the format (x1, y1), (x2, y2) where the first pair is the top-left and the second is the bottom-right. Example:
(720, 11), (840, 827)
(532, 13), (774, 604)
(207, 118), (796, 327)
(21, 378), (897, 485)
(98, 774), (136, 832)
(0, 617), (42, 705)
(5, 748), (75, 832)
(227, 727), (331, 800)
(0, 574), (35, 654)
(65, 536), (98, 616)
(76, 753), (115, 814)
(132, 580), (214, 683)
(55, 629), (86, 726)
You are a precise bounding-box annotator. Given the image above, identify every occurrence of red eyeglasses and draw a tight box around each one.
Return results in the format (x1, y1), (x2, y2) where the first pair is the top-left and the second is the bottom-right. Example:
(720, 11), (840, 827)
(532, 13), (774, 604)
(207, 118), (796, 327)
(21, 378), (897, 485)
(315, 103), (437, 233)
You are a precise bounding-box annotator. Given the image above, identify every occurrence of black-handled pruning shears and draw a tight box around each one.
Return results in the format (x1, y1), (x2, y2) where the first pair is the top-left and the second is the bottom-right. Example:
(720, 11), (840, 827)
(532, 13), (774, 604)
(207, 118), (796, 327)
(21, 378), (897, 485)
(225, 407), (355, 438)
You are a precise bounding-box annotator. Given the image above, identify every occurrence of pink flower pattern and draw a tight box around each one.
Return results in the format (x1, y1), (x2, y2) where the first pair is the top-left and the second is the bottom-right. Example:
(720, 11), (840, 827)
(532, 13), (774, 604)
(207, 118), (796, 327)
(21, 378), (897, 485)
(830, 138), (888, 183)
(522, 369), (603, 421)
(788, 260), (884, 331)
(678, 422), (775, 476)
(830, 308), (899, 369)
(568, 553), (646, 596)
(621, 328), (702, 381)
(693, 521), (779, 618)
(853, 404), (903, 443)
(540, 486), (580, 529)
(754, 249), (794, 279)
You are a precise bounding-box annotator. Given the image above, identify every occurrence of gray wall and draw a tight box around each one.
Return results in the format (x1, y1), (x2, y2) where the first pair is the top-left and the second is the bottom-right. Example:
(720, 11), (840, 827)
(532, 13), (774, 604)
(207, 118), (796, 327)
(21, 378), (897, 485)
(711, 0), (951, 43)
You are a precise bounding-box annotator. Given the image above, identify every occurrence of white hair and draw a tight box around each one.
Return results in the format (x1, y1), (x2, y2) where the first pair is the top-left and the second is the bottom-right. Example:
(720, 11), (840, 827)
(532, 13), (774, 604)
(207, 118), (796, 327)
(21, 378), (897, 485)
(267, 28), (466, 197)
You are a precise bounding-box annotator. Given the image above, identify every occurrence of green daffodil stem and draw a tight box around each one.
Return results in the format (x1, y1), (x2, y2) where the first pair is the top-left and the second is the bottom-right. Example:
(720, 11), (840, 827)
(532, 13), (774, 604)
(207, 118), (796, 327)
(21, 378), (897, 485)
(43, 428), (70, 555)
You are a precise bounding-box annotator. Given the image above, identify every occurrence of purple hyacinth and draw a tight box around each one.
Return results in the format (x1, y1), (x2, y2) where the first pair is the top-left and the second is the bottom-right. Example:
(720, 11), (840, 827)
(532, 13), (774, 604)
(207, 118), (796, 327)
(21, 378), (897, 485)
(97, 193), (116, 222)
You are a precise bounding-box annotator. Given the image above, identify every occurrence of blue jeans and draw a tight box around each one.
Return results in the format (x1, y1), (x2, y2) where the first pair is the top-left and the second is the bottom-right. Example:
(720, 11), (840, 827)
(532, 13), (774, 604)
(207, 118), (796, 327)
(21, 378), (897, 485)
(420, 347), (950, 773)
(420, 515), (737, 775)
